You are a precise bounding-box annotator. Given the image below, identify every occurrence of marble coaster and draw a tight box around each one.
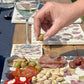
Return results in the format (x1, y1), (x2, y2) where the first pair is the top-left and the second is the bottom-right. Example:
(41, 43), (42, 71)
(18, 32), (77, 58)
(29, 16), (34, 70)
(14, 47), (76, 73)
(31, 24), (84, 45)
(11, 44), (43, 59)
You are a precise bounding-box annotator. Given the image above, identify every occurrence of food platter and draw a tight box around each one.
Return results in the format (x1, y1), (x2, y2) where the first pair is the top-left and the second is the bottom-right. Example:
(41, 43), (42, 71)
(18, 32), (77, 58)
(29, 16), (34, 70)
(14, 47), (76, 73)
(1, 56), (19, 84)
(1, 56), (84, 84)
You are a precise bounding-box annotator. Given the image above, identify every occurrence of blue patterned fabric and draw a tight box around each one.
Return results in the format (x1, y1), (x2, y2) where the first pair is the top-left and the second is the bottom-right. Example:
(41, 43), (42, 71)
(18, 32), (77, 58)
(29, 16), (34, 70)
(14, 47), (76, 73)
(0, 8), (15, 80)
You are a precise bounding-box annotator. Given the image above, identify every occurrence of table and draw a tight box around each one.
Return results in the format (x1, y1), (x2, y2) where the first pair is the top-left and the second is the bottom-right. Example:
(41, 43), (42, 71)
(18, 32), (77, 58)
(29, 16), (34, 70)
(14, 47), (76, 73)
(12, 0), (84, 57)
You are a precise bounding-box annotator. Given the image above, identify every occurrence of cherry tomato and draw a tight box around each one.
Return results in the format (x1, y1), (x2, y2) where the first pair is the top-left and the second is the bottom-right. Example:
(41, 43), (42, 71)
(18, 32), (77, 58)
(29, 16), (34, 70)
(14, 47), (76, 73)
(17, 76), (30, 84)
(4, 79), (17, 84)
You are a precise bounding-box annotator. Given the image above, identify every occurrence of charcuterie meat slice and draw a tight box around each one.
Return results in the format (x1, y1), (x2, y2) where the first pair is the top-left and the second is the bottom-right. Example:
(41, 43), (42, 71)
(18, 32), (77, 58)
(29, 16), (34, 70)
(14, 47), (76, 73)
(39, 55), (67, 68)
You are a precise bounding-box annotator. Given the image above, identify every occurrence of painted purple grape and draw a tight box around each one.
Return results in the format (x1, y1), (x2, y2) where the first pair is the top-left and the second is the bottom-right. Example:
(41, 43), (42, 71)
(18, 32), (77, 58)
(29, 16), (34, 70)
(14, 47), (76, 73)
(72, 31), (80, 34)
(20, 17), (25, 20)
(49, 38), (58, 41)
(75, 35), (83, 40)
(73, 28), (79, 30)
(62, 38), (70, 41)
(56, 35), (62, 39)
(63, 33), (71, 36)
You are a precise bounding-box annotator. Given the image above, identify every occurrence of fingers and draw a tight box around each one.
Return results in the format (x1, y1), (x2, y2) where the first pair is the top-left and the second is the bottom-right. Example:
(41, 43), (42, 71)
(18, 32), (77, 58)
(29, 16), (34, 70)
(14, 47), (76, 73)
(34, 14), (41, 40)
(44, 19), (62, 40)
(34, 2), (51, 40)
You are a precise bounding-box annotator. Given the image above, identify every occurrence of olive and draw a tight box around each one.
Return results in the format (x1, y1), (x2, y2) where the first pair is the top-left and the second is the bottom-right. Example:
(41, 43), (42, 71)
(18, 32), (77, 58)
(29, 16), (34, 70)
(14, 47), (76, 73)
(21, 61), (27, 68)
(25, 61), (29, 64)
(35, 65), (42, 72)
(28, 61), (36, 66)
(79, 76), (84, 82)
(14, 61), (21, 68)
(39, 34), (44, 41)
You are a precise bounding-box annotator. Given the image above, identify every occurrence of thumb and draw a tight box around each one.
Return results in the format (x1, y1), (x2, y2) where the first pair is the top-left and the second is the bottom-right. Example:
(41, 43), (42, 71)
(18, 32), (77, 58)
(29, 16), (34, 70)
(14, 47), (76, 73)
(43, 19), (62, 40)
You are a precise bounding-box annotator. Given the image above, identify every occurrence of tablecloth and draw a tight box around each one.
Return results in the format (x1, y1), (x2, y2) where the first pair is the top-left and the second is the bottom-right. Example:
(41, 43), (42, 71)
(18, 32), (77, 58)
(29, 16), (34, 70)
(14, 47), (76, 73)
(0, 8), (15, 80)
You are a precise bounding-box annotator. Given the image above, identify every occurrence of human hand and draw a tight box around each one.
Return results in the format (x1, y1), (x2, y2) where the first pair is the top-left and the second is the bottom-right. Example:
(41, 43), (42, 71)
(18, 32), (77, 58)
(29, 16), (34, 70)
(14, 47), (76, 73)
(34, 2), (81, 40)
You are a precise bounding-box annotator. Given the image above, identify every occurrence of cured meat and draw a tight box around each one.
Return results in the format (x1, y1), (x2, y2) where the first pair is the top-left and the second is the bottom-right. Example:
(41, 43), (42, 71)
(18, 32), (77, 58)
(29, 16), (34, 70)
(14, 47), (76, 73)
(8, 66), (38, 81)
(69, 61), (76, 68)
(74, 56), (83, 65)
(81, 59), (84, 64)
(39, 63), (64, 69)
(80, 63), (84, 69)
(39, 55), (67, 68)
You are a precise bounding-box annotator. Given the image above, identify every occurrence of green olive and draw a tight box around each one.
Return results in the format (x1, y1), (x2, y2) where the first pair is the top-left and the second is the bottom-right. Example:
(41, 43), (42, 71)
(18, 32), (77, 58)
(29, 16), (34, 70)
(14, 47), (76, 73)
(28, 61), (36, 66)
(14, 61), (21, 68)
(35, 65), (42, 72)
(39, 34), (44, 41)
(21, 61), (27, 68)
(25, 61), (29, 64)
(79, 76), (84, 82)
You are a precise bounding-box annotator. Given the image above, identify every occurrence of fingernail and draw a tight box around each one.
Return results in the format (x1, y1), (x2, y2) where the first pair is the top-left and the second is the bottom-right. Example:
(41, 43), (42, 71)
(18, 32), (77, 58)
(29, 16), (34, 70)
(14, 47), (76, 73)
(44, 36), (49, 41)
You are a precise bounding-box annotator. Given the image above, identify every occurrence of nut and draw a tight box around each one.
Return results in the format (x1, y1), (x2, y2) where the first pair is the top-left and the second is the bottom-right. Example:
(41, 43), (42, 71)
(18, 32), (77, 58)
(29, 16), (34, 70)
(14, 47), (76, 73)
(32, 76), (37, 83)
(42, 76), (47, 80)
(37, 73), (44, 79)
(44, 80), (52, 84)
(60, 68), (67, 72)
(40, 69), (48, 75)
(52, 80), (57, 84)
(59, 70), (64, 76)
(46, 71), (51, 78)
(37, 78), (45, 82)
(48, 77), (53, 80)
(54, 68), (60, 75)
(50, 69), (55, 74)
(56, 77), (64, 82)
(32, 68), (65, 84)
(37, 81), (44, 84)
(51, 74), (57, 80)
